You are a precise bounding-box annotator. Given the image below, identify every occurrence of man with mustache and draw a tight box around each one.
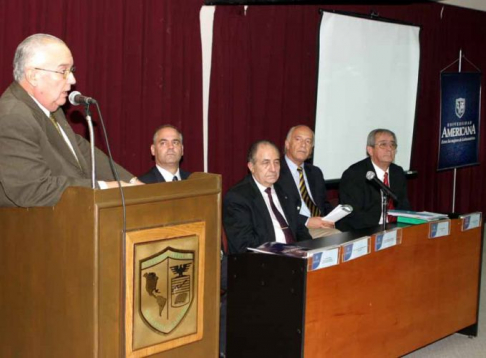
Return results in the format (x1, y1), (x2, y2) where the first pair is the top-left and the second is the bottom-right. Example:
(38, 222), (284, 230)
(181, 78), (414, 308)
(337, 128), (411, 231)
(223, 140), (311, 254)
(138, 125), (190, 183)
(0, 33), (141, 207)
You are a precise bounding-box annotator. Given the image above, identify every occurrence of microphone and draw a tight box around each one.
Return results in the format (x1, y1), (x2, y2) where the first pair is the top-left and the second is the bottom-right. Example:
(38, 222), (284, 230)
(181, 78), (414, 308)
(69, 91), (97, 105)
(366, 171), (398, 202)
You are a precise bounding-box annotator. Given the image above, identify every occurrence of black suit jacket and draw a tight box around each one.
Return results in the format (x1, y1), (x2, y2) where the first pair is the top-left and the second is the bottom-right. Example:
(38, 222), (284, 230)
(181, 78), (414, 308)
(138, 166), (191, 184)
(223, 175), (312, 254)
(278, 157), (333, 226)
(337, 157), (411, 231)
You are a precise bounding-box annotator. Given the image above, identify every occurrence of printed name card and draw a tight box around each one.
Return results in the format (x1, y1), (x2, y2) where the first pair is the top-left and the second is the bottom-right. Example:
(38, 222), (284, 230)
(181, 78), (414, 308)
(374, 229), (402, 251)
(428, 219), (451, 238)
(308, 246), (340, 271)
(460, 212), (482, 231)
(342, 237), (370, 262)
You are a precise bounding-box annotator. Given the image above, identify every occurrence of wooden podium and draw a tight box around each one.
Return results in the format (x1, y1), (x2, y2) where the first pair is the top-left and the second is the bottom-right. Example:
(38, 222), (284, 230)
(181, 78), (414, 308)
(226, 218), (483, 357)
(0, 173), (221, 358)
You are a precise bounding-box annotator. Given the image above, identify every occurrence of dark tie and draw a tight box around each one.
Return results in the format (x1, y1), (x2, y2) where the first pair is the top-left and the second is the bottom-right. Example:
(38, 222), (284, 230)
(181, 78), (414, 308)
(172, 176), (178, 181)
(264, 187), (295, 244)
(297, 167), (321, 217)
(384, 172), (396, 223)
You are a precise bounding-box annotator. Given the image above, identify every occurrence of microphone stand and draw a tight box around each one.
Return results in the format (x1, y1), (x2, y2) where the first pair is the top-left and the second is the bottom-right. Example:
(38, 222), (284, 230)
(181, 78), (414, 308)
(381, 190), (389, 232)
(84, 104), (96, 189)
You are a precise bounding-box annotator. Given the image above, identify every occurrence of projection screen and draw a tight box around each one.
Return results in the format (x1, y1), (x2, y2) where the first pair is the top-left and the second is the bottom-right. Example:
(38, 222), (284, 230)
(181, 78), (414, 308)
(313, 12), (420, 181)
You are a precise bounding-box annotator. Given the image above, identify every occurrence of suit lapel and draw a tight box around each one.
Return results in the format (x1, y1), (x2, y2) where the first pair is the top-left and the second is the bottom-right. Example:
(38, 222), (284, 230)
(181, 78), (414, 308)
(153, 167), (166, 182)
(248, 176), (276, 240)
(50, 111), (86, 172)
(11, 83), (86, 174)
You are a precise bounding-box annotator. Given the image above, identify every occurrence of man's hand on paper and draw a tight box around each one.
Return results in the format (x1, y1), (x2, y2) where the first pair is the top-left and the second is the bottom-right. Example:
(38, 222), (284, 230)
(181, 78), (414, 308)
(307, 217), (335, 229)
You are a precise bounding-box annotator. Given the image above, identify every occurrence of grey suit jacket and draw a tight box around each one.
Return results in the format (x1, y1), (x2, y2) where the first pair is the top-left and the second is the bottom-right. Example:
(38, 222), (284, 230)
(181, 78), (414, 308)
(0, 82), (133, 207)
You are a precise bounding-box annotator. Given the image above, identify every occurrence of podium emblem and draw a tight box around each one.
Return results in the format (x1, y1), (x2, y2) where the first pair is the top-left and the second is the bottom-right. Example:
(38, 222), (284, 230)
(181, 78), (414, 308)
(140, 247), (195, 334)
(455, 98), (465, 118)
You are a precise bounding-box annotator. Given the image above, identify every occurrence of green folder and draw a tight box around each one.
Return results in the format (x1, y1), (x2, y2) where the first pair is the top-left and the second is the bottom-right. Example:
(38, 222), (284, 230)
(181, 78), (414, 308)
(397, 216), (428, 225)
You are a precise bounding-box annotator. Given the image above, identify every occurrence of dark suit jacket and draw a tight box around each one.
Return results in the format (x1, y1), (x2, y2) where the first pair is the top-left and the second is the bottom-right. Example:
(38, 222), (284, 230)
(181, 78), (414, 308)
(138, 166), (191, 184)
(223, 175), (312, 254)
(337, 157), (411, 231)
(0, 82), (133, 207)
(277, 157), (334, 226)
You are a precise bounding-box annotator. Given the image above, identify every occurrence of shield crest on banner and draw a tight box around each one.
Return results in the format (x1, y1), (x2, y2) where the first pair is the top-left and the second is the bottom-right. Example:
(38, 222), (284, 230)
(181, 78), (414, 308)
(140, 247), (194, 334)
(455, 98), (466, 118)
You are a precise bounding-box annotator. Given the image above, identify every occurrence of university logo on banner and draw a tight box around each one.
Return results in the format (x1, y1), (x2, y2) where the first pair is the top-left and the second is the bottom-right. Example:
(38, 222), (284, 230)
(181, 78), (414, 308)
(438, 72), (481, 170)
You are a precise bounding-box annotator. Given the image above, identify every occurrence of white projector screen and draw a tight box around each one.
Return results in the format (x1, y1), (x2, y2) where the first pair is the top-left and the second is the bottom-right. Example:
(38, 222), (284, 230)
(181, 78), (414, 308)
(313, 12), (420, 181)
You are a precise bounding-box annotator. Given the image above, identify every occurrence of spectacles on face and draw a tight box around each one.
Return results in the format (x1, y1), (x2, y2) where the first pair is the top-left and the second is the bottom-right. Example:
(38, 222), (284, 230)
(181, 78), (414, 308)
(374, 141), (398, 150)
(34, 66), (76, 79)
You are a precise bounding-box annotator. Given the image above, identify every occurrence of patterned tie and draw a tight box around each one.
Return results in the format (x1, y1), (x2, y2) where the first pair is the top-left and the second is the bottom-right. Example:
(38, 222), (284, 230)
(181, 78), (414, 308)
(49, 114), (62, 135)
(383, 172), (396, 223)
(172, 176), (178, 181)
(297, 167), (321, 217)
(264, 187), (295, 244)
(49, 114), (81, 168)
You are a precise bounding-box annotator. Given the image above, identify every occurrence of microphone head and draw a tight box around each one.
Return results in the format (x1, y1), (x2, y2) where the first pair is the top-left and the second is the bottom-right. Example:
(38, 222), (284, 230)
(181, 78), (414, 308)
(366, 171), (376, 180)
(69, 91), (81, 106)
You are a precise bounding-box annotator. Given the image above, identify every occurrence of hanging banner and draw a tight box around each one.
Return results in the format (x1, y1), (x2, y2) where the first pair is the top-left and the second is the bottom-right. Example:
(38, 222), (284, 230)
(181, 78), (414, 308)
(438, 72), (481, 170)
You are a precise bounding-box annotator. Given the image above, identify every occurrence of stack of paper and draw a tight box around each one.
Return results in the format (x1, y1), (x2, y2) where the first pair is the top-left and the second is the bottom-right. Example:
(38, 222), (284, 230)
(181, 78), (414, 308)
(388, 210), (448, 224)
(323, 204), (353, 223)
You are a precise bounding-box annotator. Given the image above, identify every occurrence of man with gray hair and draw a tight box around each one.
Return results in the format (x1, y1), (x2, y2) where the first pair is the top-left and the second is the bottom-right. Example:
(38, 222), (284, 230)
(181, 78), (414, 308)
(337, 128), (411, 231)
(277, 125), (339, 238)
(0, 33), (141, 207)
(138, 125), (190, 183)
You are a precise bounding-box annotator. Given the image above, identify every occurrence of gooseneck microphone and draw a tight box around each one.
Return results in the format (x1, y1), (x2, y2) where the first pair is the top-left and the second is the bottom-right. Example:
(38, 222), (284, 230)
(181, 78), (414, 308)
(366, 171), (398, 202)
(68, 91), (97, 105)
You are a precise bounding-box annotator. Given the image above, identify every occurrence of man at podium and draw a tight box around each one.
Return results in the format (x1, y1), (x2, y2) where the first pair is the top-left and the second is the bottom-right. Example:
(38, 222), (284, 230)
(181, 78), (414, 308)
(0, 34), (141, 208)
(223, 140), (311, 254)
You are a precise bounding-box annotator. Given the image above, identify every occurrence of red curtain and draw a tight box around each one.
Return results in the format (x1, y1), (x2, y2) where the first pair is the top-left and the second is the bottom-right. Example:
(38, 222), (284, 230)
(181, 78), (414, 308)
(208, 3), (486, 215)
(1, 1), (486, 215)
(0, 0), (204, 176)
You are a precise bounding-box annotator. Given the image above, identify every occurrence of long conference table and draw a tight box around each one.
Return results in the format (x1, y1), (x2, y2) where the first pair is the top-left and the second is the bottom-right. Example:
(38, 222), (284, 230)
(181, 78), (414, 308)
(226, 214), (483, 358)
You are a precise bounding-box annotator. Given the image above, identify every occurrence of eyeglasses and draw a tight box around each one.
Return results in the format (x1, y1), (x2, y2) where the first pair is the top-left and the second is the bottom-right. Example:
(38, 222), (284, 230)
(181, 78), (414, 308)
(375, 141), (398, 150)
(34, 66), (76, 79)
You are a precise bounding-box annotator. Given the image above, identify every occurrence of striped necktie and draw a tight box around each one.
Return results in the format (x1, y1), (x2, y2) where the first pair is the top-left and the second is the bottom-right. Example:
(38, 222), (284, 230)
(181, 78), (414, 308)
(297, 167), (321, 217)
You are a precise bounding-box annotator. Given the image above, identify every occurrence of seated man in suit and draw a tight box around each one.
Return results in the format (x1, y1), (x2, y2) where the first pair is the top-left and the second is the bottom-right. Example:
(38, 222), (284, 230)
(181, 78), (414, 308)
(278, 125), (339, 238)
(337, 128), (411, 231)
(138, 125), (190, 183)
(223, 140), (311, 254)
(0, 33), (141, 208)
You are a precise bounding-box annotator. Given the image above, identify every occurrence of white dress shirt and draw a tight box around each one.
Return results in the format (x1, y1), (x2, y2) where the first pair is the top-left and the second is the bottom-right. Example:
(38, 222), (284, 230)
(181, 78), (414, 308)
(156, 165), (181, 182)
(253, 177), (288, 243)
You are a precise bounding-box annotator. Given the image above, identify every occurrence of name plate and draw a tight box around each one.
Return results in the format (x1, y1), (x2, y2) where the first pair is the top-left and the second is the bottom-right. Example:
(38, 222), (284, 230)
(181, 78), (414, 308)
(308, 246), (340, 271)
(460, 212), (482, 231)
(374, 228), (402, 251)
(342, 237), (370, 262)
(428, 219), (451, 238)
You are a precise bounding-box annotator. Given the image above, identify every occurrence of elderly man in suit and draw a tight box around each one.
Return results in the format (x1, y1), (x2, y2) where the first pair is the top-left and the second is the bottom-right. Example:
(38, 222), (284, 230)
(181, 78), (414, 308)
(0, 33), (140, 207)
(223, 140), (311, 254)
(277, 125), (339, 238)
(337, 128), (411, 231)
(138, 125), (190, 183)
